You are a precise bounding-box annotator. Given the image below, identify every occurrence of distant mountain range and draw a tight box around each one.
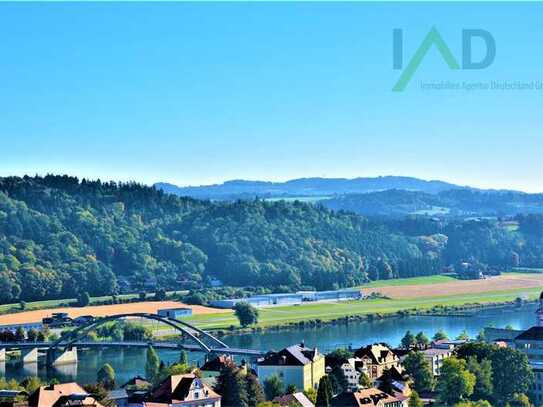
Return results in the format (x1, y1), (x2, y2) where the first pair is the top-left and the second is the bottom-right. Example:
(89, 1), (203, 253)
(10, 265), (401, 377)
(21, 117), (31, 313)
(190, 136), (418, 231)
(155, 176), (464, 199)
(155, 176), (543, 217)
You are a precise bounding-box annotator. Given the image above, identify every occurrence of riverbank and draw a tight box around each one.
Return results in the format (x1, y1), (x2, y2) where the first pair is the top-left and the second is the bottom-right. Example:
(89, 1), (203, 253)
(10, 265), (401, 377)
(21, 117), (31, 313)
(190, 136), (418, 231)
(2, 273), (541, 333)
(182, 286), (542, 335)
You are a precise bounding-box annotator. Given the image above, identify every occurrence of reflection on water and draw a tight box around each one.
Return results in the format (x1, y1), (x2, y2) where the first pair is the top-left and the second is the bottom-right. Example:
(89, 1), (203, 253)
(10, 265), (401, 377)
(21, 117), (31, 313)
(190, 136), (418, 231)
(1, 303), (537, 385)
(2, 347), (208, 385)
(21, 363), (38, 378)
(52, 364), (78, 380)
(224, 303), (538, 354)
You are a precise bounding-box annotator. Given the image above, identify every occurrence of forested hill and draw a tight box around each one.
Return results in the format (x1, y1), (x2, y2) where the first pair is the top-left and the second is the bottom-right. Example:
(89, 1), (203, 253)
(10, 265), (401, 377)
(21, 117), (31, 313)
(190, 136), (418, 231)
(156, 177), (543, 218)
(0, 175), (433, 303)
(322, 189), (543, 218)
(1, 175), (543, 304)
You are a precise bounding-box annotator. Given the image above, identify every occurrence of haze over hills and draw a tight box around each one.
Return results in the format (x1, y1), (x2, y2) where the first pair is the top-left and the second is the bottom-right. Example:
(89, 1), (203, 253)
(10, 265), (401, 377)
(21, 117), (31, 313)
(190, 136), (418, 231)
(154, 176), (464, 199)
(155, 176), (543, 218)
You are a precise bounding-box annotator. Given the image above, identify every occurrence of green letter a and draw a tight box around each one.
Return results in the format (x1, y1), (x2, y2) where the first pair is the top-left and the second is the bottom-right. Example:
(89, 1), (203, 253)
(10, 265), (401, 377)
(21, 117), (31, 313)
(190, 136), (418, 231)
(393, 27), (460, 92)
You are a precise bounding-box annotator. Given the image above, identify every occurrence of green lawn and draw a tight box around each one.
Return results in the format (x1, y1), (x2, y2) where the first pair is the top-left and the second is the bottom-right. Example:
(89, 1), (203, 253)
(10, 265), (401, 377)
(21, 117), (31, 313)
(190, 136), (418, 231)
(356, 274), (458, 288)
(511, 267), (543, 273)
(0, 298), (73, 314)
(265, 196), (330, 203)
(183, 286), (541, 330)
(410, 206), (450, 216)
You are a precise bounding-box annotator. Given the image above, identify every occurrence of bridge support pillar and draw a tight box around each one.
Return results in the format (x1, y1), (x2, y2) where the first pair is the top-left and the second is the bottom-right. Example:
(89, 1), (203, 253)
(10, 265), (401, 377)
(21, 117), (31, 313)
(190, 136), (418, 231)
(0, 348), (5, 362)
(52, 347), (78, 366)
(22, 348), (38, 364)
(46, 348), (55, 367)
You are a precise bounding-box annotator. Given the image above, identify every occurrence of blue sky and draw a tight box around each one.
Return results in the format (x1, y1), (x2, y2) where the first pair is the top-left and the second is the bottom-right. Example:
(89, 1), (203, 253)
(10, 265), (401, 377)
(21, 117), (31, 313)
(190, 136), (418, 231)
(1, 2), (542, 191)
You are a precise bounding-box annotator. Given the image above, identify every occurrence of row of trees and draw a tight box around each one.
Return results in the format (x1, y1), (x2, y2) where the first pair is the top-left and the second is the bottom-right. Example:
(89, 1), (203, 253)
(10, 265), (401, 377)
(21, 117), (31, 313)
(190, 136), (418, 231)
(323, 188), (543, 219)
(0, 327), (57, 343)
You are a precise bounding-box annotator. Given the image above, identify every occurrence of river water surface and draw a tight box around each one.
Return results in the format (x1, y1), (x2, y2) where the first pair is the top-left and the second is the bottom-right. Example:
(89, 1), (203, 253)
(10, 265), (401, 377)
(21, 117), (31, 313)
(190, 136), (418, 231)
(1, 303), (537, 385)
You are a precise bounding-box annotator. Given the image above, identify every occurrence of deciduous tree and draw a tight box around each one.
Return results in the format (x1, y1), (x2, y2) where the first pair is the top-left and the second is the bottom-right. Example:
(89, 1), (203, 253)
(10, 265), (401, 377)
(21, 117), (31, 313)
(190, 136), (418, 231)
(234, 302), (259, 327)
(433, 329), (448, 341)
(401, 330), (417, 349)
(490, 348), (533, 406)
(97, 363), (115, 389)
(466, 357), (493, 402)
(145, 346), (160, 381)
(403, 351), (434, 393)
(316, 376), (333, 407)
(246, 373), (265, 407)
(263, 375), (284, 401)
(408, 391), (424, 407)
(437, 357), (475, 405)
(415, 331), (430, 349)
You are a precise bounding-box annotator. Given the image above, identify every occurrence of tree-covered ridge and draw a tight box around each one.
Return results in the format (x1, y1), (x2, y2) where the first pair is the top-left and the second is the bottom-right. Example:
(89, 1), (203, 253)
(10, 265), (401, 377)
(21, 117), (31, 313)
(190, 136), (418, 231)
(155, 175), (460, 199)
(1, 175), (543, 304)
(322, 188), (543, 217)
(0, 175), (435, 303)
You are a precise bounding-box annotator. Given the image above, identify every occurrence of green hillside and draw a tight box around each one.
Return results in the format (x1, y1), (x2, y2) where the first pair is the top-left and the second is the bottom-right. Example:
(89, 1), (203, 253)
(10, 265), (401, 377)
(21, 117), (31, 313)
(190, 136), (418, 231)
(1, 175), (543, 304)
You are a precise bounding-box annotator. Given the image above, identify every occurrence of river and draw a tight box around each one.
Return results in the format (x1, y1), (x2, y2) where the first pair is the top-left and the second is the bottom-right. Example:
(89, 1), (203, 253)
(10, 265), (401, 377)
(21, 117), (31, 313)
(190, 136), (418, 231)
(1, 302), (537, 385)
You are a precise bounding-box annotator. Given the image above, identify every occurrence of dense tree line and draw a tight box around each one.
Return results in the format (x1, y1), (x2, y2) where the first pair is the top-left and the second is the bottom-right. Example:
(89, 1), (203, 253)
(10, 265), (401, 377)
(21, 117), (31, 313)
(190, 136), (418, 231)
(1, 175), (543, 304)
(322, 188), (543, 218)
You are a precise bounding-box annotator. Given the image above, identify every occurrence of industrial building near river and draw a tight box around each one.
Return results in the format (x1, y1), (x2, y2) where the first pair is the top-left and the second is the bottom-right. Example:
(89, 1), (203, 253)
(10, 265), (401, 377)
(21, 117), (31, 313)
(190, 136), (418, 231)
(209, 288), (363, 309)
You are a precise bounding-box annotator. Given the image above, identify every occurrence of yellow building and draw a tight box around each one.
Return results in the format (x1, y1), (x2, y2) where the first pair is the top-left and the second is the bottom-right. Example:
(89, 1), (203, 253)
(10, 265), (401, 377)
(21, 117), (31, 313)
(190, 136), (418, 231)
(257, 343), (325, 391)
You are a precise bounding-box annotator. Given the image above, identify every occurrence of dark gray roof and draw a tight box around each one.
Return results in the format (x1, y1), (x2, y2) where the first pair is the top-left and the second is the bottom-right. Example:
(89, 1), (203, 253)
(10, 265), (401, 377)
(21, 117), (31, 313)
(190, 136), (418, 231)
(0, 390), (28, 398)
(516, 326), (543, 341)
(259, 344), (319, 366)
(108, 389), (128, 400)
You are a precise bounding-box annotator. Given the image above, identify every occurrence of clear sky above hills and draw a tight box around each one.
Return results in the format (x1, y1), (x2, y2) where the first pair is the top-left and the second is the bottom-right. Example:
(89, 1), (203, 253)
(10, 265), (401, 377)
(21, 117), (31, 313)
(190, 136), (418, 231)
(1, 3), (542, 192)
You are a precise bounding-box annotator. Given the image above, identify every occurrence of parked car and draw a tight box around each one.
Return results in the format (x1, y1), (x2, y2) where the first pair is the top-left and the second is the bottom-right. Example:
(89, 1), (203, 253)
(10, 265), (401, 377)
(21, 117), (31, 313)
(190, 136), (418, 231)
(42, 312), (73, 328)
(73, 315), (95, 326)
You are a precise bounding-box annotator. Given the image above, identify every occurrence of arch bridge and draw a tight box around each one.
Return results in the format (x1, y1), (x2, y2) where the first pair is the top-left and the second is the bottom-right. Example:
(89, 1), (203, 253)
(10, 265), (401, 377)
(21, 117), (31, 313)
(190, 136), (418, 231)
(1, 313), (266, 367)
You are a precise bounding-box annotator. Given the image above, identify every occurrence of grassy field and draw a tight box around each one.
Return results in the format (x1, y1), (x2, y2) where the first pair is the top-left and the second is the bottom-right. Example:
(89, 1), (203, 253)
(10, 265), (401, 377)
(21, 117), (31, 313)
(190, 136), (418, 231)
(512, 267), (543, 273)
(357, 274), (458, 288)
(265, 196), (330, 203)
(3, 272), (542, 330)
(183, 286), (542, 330)
(410, 206), (450, 216)
(357, 272), (541, 289)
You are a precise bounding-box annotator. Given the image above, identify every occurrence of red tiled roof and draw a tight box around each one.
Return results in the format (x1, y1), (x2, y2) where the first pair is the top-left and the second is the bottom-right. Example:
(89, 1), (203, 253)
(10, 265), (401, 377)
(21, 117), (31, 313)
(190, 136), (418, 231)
(28, 383), (103, 407)
(332, 388), (400, 407)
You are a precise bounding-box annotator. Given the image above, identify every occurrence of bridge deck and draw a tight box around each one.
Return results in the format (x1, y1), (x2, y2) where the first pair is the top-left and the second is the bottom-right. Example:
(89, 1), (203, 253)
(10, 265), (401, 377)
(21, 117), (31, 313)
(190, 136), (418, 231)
(0, 342), (266, 357)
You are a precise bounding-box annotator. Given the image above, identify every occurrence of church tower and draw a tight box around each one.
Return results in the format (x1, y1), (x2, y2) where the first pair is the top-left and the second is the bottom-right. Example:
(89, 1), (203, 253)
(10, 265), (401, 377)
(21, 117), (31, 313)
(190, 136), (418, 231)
(537, 292), (543, 327)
